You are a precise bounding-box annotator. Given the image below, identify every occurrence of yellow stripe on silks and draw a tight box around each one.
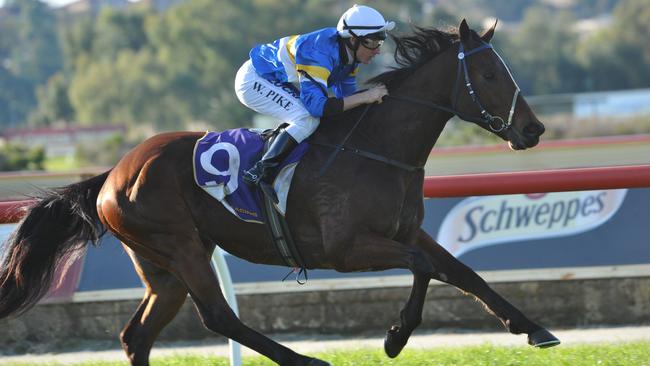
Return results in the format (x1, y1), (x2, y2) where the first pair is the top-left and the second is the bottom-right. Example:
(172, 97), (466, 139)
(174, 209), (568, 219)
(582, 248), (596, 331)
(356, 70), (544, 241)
(296, 64), (330, 86)
(286, 35), (298, 64)
(350, 67), (359, 76)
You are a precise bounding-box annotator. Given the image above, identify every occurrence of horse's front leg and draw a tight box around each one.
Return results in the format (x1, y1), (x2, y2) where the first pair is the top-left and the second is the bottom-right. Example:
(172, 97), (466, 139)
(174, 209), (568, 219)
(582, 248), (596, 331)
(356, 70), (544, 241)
(330, 233), (435, 358)
(414, 229), (560, 348)
(384, 272), (430, 358)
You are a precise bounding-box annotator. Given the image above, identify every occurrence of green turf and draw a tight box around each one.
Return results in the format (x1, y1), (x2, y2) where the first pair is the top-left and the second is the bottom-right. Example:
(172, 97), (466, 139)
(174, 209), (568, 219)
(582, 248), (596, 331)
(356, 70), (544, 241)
(3, 342), (650, 366)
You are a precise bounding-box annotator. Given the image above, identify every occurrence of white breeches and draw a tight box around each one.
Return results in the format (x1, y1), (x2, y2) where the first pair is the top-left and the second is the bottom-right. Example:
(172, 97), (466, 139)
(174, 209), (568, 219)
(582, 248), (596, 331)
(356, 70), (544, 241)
(234, 60), (320, 143)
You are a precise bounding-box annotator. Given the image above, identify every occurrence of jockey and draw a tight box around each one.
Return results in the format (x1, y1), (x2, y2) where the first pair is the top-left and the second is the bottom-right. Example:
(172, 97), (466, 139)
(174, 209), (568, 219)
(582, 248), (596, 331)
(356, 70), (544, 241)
(234, 4), (394, 197)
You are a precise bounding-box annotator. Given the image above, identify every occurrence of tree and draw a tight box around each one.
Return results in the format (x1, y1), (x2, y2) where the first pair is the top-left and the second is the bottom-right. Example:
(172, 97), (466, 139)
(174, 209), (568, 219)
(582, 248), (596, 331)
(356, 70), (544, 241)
(67, 0), (341, 131)
(29, 72), (74, 125)
(4, 0), (62, 86)
(0, 0), (62, 126)
(0, 66), (35, 126)
(0, 143), (45, 171)
(92, 7), (151, 61)
(58, 15), (96, 74)
(503, 6), (584, 95)
(576, 0), (650, 91)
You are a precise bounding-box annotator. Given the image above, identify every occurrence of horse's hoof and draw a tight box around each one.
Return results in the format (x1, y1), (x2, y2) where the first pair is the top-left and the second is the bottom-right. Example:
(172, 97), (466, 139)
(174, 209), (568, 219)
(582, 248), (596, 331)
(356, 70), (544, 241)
(307, 358), (331, 366)
(528, 328), (561, 348)
(384, 325), (408, 358)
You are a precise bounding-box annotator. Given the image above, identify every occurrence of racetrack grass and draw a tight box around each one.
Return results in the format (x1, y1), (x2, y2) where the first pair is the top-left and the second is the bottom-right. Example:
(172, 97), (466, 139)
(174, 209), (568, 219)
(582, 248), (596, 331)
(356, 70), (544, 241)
(3, 342), (650, 366)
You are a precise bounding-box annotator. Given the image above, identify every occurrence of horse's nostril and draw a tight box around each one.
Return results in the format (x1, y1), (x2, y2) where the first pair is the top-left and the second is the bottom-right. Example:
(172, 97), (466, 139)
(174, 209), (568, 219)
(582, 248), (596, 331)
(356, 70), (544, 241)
(524, 122), (545, 136)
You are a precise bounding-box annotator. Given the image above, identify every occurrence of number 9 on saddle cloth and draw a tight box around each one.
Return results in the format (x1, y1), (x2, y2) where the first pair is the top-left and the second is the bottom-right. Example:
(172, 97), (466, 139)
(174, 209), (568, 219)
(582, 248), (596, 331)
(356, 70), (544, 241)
(193, 126), (309, 223)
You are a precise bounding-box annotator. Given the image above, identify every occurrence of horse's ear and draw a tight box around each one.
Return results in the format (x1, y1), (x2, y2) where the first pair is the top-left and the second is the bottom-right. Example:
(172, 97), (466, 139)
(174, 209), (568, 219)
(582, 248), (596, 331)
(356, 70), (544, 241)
(481, 19), (498, 43)
(459, 19), (470, 43)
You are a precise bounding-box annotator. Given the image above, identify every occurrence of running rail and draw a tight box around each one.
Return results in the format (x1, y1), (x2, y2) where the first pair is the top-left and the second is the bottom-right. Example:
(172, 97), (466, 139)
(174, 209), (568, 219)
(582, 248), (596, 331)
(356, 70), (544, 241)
(423, 164), (650, 198)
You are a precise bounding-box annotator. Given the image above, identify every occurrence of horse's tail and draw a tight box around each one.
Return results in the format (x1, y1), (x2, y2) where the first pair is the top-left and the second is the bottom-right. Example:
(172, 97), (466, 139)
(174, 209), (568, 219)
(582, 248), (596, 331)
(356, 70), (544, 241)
(0, 170), (111, 319)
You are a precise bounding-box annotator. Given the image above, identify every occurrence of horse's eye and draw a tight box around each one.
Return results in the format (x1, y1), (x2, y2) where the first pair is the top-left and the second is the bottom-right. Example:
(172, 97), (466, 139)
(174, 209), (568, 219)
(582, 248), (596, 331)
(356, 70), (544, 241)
(483, 72), (495, 80)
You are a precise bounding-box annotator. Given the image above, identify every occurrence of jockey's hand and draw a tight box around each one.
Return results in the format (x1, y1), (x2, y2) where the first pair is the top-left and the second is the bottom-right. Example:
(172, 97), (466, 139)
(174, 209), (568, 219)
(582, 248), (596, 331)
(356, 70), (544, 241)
(364, 85), (389, 104)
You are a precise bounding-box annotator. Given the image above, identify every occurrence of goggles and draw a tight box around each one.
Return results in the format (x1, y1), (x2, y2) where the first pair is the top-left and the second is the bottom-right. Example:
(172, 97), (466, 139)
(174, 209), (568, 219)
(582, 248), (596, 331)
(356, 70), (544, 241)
(360, 38), (384, 50)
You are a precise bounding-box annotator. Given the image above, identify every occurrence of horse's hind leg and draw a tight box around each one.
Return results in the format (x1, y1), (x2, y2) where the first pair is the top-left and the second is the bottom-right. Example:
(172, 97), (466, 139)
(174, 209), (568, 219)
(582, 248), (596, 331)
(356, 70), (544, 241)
(160, 232), (328, 366)
(414, 229), (560, 348)
(120, 247), (188, 366)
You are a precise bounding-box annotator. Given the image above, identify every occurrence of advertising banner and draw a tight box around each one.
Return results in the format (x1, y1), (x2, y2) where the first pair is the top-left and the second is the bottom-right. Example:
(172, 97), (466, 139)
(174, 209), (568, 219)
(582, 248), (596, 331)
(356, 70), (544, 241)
(436, 190), (627, 257)
(423, 188), (650, 271)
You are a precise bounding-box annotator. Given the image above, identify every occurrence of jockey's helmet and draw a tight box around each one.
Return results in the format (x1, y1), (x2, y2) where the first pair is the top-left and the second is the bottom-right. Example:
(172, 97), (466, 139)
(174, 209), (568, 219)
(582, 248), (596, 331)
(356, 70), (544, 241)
(337, 5), (395, 41)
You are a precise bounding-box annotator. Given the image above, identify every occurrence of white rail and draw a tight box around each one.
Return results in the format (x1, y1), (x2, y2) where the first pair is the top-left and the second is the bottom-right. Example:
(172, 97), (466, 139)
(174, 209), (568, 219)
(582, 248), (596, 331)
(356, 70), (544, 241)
(211, 247), (242, 366)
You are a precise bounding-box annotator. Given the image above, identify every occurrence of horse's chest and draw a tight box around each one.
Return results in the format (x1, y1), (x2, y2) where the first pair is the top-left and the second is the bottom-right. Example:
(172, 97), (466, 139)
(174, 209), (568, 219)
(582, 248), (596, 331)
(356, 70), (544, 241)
(355, 182), (415, 237)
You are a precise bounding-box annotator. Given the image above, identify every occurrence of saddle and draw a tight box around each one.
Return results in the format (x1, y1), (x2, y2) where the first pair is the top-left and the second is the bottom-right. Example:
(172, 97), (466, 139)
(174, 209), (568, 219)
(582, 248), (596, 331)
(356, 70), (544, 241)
(193, 126), (308, 279)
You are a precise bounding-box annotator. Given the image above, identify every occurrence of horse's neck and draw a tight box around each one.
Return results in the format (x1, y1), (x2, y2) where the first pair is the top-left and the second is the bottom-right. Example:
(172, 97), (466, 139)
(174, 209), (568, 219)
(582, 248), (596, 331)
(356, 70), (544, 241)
(354, 54), (458, 168)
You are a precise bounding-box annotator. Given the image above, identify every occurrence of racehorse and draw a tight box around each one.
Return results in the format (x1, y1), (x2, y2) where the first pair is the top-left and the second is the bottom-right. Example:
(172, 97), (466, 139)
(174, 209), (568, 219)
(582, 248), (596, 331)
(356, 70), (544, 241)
(0, 20), (558, 366)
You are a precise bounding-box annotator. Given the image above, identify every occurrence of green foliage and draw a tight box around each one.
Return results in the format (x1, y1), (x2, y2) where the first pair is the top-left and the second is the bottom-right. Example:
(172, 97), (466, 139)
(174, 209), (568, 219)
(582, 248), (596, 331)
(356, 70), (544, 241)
(0, 142), (45, 171)
(75, 132), (141, 167)
(0, 66), (35, 126)
(30, 73), (74, 126)
(4, 0), (62, 85)
(504, 6), (585, 95)
(0, 0), (62, 126)
(3, 0), (650, 140)
(576, 0), (650, 91)
(92, 8), (151, 61)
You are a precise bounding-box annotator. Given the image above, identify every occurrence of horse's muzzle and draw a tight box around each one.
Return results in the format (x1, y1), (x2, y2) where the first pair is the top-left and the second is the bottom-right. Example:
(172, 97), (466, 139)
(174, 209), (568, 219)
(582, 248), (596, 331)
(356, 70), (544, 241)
(507, 120), (545, 150)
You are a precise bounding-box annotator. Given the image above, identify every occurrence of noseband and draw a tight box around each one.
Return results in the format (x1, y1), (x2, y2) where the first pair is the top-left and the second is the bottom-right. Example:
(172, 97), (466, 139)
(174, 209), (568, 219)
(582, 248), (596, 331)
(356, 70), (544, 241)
(390, 40), (521, 132)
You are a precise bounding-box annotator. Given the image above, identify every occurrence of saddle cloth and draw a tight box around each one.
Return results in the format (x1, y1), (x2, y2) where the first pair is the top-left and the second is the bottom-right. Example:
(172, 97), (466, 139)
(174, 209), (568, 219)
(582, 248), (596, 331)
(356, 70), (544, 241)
(193, 128), (308, 223)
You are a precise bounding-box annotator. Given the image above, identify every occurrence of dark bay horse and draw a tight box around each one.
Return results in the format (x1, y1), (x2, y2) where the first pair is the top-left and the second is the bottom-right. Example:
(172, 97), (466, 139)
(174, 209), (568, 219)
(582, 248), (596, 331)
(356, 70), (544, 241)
(0, 20), (558, 365)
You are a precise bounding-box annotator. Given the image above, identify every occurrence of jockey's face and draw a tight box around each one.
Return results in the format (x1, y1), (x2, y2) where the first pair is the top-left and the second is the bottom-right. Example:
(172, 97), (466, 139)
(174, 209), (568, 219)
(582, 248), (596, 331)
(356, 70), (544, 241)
(353, 37), (382, 64)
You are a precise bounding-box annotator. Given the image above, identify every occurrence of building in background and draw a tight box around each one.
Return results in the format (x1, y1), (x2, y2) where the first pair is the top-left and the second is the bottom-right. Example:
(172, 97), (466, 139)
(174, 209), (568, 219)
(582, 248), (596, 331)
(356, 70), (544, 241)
(1, 124), (126, 158)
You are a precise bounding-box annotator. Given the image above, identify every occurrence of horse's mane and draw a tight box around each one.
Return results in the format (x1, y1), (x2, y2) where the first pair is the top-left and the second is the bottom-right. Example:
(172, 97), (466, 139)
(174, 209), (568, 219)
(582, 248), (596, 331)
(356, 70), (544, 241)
(367, 26), (459, 89)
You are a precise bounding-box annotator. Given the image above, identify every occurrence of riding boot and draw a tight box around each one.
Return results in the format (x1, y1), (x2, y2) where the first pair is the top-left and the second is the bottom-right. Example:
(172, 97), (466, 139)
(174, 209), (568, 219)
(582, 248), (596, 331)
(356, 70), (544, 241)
(243, 130), (297, 202)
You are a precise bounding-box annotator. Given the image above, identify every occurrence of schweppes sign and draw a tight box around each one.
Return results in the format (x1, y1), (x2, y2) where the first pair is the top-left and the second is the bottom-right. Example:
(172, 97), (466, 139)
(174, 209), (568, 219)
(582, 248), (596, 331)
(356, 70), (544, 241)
(436, 189), (628, 257)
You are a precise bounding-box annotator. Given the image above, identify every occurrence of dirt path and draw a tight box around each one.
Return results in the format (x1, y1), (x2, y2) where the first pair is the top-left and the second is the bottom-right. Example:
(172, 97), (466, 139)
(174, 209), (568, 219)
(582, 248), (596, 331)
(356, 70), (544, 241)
(1, 326), (649, 365)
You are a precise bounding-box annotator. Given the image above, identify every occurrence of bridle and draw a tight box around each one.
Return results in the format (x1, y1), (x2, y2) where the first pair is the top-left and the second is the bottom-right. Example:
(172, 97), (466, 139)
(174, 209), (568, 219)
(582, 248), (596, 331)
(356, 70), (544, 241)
(316, 39), (523, 176)
(389, 40), (521, 133)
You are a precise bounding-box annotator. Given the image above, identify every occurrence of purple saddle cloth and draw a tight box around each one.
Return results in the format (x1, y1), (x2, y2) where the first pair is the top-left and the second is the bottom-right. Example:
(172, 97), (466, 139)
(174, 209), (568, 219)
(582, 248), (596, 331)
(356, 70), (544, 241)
(193, 128), (308, 223)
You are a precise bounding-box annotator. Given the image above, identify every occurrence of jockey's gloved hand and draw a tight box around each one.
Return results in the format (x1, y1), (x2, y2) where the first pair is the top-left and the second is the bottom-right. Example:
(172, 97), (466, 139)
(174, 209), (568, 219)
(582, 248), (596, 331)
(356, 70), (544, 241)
(364, 84), (389, 104)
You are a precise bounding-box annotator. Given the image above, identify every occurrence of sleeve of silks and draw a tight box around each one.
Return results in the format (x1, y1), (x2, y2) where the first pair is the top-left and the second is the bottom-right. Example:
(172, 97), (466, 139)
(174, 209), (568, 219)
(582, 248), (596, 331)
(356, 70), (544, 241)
(296, 49), (333, 118)
(332, 67), (358, 98)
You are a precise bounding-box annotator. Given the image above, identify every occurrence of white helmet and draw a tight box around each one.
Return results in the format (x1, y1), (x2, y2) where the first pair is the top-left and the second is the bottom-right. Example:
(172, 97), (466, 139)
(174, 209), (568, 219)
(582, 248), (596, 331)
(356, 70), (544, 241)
(337, 4), (395, 39)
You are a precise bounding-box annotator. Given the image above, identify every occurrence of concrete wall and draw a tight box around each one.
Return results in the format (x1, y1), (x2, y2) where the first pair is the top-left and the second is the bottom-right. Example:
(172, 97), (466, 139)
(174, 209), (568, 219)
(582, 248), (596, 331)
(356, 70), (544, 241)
(1, 265), (649, 351)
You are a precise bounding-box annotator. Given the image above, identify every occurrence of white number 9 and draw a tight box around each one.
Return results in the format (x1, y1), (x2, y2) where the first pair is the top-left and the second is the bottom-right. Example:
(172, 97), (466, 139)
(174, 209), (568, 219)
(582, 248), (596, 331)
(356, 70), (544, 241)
(199, 142), (240, 197)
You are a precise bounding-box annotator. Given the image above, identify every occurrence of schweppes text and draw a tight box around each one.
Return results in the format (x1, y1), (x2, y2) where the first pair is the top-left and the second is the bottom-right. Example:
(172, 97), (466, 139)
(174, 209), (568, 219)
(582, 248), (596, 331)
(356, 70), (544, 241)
(436, 189), (627, 257)
(460, 192), (606, 242)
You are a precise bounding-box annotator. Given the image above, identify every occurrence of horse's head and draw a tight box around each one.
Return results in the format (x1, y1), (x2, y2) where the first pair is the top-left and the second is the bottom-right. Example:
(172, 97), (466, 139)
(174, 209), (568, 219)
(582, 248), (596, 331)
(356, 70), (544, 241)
(453, 19), (545, 150)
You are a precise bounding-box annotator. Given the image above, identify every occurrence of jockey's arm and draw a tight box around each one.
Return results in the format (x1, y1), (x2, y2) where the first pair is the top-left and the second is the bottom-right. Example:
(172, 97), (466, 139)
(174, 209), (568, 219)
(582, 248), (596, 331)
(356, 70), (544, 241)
(342, 84), (388, 111)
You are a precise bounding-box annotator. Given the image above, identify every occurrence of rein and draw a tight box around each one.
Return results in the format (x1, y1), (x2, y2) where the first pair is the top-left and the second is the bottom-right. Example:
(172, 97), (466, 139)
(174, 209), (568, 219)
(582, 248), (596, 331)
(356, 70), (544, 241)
(316, 104), (424, 177)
